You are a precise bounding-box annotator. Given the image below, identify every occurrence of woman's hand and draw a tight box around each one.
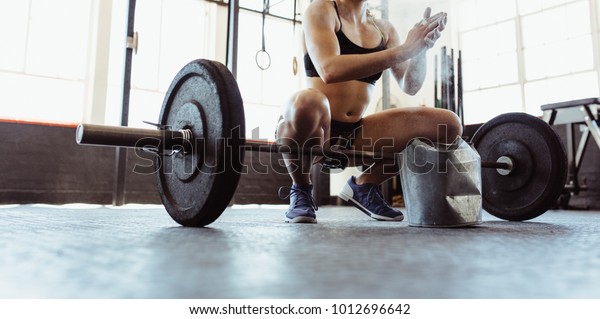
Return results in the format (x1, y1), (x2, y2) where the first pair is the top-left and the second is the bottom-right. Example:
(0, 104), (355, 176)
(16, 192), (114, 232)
(402, 7), (447, 57)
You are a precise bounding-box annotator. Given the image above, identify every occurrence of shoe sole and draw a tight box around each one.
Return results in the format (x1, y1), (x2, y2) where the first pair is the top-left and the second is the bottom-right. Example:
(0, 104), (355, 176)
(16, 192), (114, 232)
(339, 183), (404, 222)
(286, 216), (317, 224)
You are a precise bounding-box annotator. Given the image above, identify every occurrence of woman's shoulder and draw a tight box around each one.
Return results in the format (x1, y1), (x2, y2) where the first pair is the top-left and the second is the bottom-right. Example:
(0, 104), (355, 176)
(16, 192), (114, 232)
(304, 0), (339, 29)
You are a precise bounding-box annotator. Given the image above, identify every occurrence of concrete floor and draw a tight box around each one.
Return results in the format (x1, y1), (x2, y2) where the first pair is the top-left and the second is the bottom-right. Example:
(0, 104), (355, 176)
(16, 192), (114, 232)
(1, 204), (599, 299)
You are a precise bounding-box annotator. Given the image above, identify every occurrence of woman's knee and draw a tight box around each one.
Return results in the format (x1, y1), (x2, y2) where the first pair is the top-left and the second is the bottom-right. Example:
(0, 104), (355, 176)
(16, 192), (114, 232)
(283, 89), (330, 131)
(292, 89), (329, 117)
(437, 109), (463, 141)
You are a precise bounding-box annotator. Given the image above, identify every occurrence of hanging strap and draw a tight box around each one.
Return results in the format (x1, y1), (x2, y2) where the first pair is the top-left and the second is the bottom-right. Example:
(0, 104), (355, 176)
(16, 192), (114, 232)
(255, 0), (271, 70)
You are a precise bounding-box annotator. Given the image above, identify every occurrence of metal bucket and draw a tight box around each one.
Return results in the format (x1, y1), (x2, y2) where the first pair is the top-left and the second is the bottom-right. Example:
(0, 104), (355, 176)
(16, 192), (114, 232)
(399, 138), (482, 227)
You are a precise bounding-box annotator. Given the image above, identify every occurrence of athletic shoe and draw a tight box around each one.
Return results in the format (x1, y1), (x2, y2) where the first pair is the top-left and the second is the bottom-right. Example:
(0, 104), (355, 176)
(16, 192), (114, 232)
(338, 176), (404, 221)
(279, 184), (318, 223)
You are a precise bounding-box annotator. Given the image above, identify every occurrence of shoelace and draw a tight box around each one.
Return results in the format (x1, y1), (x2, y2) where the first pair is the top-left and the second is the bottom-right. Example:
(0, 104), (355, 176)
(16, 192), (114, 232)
(278, 186), (319, 211)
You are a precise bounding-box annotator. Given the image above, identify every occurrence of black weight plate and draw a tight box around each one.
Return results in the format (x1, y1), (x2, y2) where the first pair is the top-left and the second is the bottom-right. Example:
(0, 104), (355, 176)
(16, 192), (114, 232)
(156, 59), (245, 227)
(471, 113), (567, 221)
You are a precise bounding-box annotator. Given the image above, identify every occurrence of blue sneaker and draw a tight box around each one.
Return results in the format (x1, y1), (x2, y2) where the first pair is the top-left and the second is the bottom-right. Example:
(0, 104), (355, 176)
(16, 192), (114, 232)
(338, 176), (404, 221)
(279, 184), (318, 223)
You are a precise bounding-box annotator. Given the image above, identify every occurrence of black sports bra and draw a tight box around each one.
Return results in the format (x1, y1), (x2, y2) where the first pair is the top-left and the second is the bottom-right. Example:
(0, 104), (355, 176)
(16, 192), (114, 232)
(304, 1), (386, 85)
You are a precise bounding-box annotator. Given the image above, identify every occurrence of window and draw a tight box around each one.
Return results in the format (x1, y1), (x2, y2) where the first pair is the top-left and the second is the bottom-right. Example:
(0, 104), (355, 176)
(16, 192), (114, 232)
(0, 0), (94, 122)
(0, 0), (305, 133)
(456, 0), (600, 124)
(457, 0), (520, 124)
(520, 0), (597, 109)
(236, 1), (306, 140)
(460, 21), (519, 90)
(116, 0), (219, 128)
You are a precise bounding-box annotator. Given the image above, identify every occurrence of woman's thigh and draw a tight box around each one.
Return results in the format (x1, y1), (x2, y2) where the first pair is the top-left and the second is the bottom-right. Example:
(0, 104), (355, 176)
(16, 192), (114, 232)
(353, 106), (462, 153)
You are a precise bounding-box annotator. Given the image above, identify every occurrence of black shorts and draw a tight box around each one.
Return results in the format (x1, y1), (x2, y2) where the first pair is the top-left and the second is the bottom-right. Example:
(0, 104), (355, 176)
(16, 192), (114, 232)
(274, 117), (363, 148)
(328, 119), (363, 150)
(321, 119), (363, 169)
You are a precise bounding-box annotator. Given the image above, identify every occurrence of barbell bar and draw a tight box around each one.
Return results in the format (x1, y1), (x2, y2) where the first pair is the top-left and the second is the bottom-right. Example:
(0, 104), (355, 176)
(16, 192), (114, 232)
(76, 123), (513, 171)
(75, 59), (567, 226)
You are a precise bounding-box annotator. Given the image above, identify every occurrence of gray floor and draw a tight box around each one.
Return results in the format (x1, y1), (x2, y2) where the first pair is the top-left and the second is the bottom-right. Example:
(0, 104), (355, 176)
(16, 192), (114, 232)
(1, 204), (599, 299)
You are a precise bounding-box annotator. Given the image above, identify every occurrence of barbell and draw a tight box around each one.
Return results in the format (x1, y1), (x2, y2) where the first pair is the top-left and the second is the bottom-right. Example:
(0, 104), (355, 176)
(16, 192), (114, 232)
(76, 59), (567, 226)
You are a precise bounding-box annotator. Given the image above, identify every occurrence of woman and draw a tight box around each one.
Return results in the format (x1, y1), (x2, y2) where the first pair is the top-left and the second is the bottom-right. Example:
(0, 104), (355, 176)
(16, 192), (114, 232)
(276, 0), (462, 223)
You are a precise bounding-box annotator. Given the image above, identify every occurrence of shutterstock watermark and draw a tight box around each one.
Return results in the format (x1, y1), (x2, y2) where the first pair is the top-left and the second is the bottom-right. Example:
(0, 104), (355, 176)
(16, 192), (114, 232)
(130, 124), (470, 176)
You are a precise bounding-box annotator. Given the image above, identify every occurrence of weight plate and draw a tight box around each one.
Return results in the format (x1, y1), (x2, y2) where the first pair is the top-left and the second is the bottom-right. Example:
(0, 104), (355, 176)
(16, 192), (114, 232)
(156, 59), (245, 227)
(471, 113), (567, 221)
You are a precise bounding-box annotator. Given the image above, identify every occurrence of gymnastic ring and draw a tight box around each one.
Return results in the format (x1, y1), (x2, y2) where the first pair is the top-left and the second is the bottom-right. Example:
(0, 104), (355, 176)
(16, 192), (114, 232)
(255, 50), (271, 71)
(292, 56), (298, 76)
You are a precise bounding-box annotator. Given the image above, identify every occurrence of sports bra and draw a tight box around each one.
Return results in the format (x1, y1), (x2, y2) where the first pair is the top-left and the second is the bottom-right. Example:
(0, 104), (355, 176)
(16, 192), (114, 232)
(304, 1), (386, 85)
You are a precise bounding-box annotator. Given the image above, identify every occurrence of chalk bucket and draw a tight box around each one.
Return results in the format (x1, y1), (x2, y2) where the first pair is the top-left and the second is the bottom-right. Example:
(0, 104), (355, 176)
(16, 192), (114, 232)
(400, 138), (482, 227)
